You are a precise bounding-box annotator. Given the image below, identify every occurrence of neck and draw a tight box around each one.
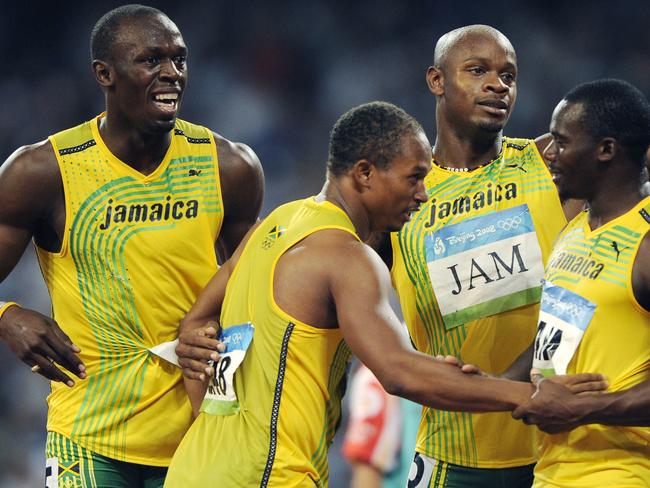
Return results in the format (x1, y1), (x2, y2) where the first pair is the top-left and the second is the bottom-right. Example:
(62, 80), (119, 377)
(317, 177), (370, 241)
(99, 112), (172, 175)
(587, 178), (646, 230)
(433, 115), (503, 169)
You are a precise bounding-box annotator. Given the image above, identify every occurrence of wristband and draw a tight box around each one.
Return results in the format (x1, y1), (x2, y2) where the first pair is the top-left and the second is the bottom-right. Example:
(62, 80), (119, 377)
(0, 301), (21, 320)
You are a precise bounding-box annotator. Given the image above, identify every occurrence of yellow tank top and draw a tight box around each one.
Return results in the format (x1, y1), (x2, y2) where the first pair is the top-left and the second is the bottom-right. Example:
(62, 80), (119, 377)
(165, 198), (355, 488)
(533, 198), (650, 487)
(391, 138), (566, 467)
(39, 114), (223, 465)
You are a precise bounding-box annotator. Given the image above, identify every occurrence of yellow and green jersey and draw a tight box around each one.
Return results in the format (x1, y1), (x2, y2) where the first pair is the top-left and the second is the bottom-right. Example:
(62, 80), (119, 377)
(533, 198), (650, 487)
(391, 137), (566, 467)
(165, 198), (355, 488)
(39, 114), (223, 466)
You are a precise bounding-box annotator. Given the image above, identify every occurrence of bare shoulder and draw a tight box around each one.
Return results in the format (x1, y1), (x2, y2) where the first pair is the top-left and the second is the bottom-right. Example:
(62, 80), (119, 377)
(1, 139), (58, 180)
(0, 140), (61, 209)
(212, 131), (263, 190)
(307, 229), (389, 282)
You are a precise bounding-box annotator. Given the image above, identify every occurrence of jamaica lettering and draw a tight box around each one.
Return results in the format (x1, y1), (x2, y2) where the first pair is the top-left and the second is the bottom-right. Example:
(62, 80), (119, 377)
(425, 183), (517, 228)
(548, 251), (604, 279)
(99, 196), (199, 230)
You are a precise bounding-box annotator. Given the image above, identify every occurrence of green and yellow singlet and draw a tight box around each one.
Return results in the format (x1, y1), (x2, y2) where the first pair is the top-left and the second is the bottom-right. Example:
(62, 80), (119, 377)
(533, 198), (650, 487)
(165, 198), (354, 487)
(391, 138), (566, 468)
(39, 114), (223, 465)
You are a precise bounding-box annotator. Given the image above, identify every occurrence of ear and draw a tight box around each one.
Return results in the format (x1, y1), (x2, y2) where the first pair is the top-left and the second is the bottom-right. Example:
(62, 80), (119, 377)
(596, 137), (617, 163)
(350, 159), (374, 191)
(93, 60), (114, 88)
(426, 66), (444, 96)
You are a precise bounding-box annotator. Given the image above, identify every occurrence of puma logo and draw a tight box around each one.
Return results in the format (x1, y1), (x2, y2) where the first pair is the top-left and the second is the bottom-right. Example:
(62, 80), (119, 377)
(610, 240), (629, 262)
(505, 160), (527, 172)
(189, 169), (202, 177)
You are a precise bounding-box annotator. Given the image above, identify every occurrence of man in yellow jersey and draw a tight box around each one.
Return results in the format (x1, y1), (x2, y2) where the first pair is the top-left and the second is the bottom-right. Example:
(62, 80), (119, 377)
(377, 25), (586, 487)
(164, 102), (602, 488)
(510, 79), (650, 487)
(0, 4), (263, 488)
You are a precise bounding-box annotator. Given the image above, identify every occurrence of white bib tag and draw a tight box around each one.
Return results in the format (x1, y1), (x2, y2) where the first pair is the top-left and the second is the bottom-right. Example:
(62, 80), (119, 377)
(533, 282), (596, 376)
(425, 204), (544, 329)
(201, 323), (254, 416)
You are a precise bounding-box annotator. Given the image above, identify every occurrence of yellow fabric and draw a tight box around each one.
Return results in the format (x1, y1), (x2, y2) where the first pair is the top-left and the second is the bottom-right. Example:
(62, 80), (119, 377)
(165, 198), (356, 487)
(0, 301), (21, 319)
(391, 138), (566, 467)
(38, 114), (223, 465)
(534, 198), (650, 487)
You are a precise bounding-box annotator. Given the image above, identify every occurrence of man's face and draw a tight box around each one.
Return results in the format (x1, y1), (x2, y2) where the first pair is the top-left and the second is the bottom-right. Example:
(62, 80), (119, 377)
(543, 101), (597, 201)
(107, 14), (188, 134)
(366, 131), (432, 232)
(434, 33), (517, 134)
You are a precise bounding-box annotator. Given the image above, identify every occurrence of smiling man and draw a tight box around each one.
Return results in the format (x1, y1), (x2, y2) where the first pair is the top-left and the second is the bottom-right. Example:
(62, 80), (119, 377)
(0, 4), (262, 487)
(383, 25), (571, 487)
(513, 79), (650, 487)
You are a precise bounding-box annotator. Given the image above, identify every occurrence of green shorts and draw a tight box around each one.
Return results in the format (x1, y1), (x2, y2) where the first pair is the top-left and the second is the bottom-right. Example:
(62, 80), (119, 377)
(406, 452), (534, 488)
(45, 432), (167, 488)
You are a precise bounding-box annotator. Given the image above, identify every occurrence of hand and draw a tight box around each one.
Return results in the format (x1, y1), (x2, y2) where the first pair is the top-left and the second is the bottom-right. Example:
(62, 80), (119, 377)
(0, 306), (86, 386)
(434, 354), (485, 376)
(513, 378), (587, 433)
(531, 368), (608, 395)
(176, 321), (226, 381)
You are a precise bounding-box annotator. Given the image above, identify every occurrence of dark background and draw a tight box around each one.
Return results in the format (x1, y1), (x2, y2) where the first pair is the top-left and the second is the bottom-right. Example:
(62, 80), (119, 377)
(1, 0), (648, 485)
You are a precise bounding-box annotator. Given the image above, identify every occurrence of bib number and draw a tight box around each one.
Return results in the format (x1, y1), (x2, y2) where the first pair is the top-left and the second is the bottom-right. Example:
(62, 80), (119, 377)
(425, 204), (544, 329)
(201, 323), (254, 416)
(533, 282), (596, 376)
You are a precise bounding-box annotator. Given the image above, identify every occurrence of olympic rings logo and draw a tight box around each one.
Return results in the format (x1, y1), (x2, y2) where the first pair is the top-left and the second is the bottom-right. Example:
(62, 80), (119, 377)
(497, 215), (523, 231)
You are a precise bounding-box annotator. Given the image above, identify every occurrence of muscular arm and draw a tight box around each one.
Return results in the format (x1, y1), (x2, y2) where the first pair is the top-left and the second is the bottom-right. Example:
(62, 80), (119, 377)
(331, 240), (534, 412)
(177, 222), (261, 415)
(213, 134), (264, 262)
(0, 142), (85, 384)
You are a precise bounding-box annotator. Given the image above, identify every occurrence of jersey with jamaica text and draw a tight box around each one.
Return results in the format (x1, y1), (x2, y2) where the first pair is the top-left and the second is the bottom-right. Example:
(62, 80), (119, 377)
(391, 137), (566, 468)
(38, 113), (224, 465)
(533, 198), (650, 488)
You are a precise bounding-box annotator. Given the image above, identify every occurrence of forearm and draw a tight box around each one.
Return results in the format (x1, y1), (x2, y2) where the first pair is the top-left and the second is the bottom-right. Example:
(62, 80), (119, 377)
(575, 380), (650, 427)
(501, 343), (534, 381)
(184, 377), (209, 417)
(379, 350), (533, 413)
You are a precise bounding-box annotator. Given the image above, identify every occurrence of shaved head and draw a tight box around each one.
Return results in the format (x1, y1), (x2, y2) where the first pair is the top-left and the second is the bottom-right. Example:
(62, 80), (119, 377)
(433, 25), (515, 69)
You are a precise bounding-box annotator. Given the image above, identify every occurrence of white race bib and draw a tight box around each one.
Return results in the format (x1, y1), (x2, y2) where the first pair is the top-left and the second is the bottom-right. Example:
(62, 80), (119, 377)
(200, 323), (254, 416)
(533, 282), (596, 376)
(425, 204), (544, 329)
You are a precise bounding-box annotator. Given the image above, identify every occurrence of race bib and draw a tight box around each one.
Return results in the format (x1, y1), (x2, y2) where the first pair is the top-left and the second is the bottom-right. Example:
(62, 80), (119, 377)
(200, 323), (254, 416)
(425, 204), (544, 329)
(533, 282), (596, 376)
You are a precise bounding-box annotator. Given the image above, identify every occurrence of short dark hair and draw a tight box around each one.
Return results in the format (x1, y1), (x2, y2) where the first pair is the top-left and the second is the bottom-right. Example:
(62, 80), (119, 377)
(328, 101), (425, 176)
(563, 79), (650, 165)
(90, 4), (165, 61)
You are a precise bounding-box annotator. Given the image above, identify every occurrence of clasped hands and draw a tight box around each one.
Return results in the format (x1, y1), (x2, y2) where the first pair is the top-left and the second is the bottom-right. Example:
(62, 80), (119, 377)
(436, 355), (608, 434)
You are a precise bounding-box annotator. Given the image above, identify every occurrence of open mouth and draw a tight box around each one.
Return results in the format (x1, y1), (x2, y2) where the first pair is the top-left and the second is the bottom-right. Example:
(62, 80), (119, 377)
(478, 100), (508, 116)
(152, 93), (179, 115)
(403, 207), (420, 221)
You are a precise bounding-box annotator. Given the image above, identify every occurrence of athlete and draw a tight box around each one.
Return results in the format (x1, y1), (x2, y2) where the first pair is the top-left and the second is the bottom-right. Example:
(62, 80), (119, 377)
(0, 5), (263, 488)
(384, 25), (578, 487)
(512, 79), (650, 487)
(164, 102), (602, 487)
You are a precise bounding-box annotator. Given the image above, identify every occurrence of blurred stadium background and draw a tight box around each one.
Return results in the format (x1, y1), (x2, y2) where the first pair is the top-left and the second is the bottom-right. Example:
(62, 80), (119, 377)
(1, 0), (648, 485)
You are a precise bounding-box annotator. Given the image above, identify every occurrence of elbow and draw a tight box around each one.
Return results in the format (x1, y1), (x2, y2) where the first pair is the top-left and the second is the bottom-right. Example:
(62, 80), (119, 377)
(373, 364), (411, 398)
